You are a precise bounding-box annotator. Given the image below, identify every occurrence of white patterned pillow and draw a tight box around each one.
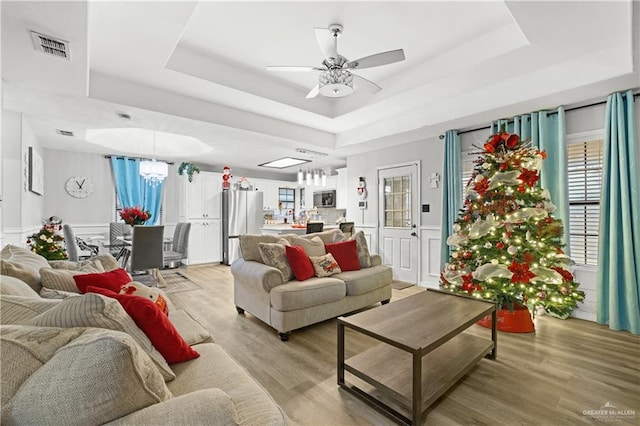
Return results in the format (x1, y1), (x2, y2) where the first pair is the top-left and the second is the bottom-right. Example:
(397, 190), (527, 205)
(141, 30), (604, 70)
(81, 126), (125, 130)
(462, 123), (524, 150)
(39, 259), (104, 293)
(258, 240), (293, 281)
(0, 244), (51, 292)
(1, 325), (172, 425)
(39, 287), (81, 299)
(309, 253), (342, 277)
(0, 275), (40, 297)
(26, 293), (175, 381)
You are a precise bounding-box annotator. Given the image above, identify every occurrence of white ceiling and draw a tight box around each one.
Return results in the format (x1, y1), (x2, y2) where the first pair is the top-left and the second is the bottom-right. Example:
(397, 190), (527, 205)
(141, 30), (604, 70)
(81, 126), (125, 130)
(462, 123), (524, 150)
(2, 1), (638, 179)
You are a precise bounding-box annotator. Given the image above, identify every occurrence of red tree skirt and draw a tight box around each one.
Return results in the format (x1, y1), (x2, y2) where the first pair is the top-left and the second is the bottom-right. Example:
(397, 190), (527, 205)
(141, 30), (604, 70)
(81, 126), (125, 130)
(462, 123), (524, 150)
(477, 303), (535, 333)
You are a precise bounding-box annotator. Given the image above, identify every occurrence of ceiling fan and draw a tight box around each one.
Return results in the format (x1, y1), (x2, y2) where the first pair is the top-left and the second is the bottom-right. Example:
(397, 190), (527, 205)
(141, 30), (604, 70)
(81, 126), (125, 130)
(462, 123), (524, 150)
(267, 24), (405, 99)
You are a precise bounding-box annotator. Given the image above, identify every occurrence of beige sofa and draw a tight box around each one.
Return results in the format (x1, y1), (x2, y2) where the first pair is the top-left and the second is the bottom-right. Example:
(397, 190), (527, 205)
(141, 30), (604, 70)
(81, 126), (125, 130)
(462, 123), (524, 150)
(231, 229), (393, 341)
(0, 245), (287, 425)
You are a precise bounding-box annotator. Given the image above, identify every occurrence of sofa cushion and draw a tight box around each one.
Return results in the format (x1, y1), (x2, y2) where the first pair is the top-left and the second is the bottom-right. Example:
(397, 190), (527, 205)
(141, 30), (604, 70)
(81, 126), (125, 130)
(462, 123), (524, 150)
(0, 245), (51, 292)
(325, 240), (361, 272)
(0, 275), (39, 297)
(86, 286), (199, 364)
(167, 343), (287, 425)
(309, 253), (342, 277)
(168, 310), (212, 345)
(25, 293), (175, 381)
(48, 253), (120, 272)
(106, 389), (238, 426)
(239, 234), (284, 262)
(39, 287), (81, 299)
(0, 295), (62, 325)
(74, 268), (132, 294)
(333, 265), (393, 296)
(1, 325), (171, 426)
(284, 235), (326, 257)
(285, 245), (315, 281)
(301, 228), (345, 244)
(39, 260), (105, 293)
(258, 240), (293, 281)
(270, 277), (346, 311)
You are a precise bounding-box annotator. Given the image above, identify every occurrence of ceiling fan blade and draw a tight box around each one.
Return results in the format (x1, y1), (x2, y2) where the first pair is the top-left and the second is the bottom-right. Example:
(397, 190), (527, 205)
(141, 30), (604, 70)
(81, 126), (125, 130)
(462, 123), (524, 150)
(267, 65), (323, 72)
(345, 49), (405, 70)
(306, 85), (320, 99)
(353, 74), (382, 93)
(314, 27), (337, 60)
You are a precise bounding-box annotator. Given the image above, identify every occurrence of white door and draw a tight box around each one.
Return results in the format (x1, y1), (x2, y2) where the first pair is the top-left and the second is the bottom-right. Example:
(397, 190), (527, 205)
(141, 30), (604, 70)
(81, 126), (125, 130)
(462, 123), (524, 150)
(378, 164), (419, 283)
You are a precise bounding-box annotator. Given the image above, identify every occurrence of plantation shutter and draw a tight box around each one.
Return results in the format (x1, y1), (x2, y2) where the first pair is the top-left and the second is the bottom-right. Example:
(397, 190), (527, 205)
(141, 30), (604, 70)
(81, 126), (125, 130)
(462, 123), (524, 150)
(461, 151), (480, 203)
(567, 139), (603, 265)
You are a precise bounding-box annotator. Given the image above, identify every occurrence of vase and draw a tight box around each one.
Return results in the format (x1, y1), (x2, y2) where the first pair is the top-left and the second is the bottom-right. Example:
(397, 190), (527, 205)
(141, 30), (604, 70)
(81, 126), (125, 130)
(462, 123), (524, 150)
(476, 303), (535, 333)
(122, 224), (133, 239)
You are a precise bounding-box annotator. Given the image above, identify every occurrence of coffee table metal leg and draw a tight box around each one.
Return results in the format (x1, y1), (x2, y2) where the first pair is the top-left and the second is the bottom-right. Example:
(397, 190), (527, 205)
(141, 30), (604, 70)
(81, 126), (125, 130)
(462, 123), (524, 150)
(337, 322), (345, 385)
(412, 352), (422, 424)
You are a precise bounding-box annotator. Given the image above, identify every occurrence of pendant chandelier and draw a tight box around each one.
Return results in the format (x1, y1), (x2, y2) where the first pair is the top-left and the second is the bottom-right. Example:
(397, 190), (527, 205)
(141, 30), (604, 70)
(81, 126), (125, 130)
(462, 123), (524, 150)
(139, 131), (168, 186)
(298, 168), (327, 186)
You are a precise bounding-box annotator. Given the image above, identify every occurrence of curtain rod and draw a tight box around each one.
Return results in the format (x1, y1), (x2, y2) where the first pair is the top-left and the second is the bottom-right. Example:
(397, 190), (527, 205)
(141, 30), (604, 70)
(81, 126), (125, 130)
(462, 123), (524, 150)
(440, 91), (640, 139)
(103, 155), (174, 165)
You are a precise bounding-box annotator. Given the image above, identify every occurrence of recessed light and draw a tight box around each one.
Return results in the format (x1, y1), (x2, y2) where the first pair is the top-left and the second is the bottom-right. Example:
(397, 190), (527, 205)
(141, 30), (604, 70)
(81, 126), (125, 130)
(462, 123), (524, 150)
(56, 129), (74, 137)
(258, 157), (310, 169)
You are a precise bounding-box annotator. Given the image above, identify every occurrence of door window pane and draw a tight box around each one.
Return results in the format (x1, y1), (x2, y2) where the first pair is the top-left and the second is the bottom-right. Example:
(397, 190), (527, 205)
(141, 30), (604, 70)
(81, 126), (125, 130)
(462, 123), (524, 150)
(383, 175), (411, 228)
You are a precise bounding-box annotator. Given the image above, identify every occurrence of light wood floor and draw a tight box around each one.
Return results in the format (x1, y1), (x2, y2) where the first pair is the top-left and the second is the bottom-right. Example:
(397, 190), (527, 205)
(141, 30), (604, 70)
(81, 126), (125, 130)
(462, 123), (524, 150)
(167, 264), (640, 425)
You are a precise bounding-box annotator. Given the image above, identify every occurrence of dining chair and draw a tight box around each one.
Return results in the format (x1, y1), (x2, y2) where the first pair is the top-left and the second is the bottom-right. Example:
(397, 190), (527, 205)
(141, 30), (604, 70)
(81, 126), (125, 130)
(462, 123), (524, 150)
(339, 222), (355, 238)
(163, 222), (191, 268)
(63, 224), (100, 261)
(306, 222), (324, 234)
(109, 222), (131, 257)
(128, 225), (165, 287)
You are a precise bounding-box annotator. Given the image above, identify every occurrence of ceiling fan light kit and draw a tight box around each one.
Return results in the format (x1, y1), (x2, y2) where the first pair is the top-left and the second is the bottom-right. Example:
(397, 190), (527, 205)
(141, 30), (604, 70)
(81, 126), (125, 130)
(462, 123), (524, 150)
(268, 23), (405, 99)
(319, 69), (353, 97)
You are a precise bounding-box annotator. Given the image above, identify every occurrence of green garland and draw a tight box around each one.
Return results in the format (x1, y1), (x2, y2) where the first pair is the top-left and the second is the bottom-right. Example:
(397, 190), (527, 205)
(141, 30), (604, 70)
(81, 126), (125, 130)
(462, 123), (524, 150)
(178, 162), (200, 182)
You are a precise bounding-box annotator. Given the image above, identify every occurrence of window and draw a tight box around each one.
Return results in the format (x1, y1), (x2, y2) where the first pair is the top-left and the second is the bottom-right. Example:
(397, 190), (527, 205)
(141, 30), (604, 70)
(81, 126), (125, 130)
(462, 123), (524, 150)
(278, 188), (295, 216)
(383, 176), (411, 227)
(461, 150), (481, 201)
(567, 135), (604, 266)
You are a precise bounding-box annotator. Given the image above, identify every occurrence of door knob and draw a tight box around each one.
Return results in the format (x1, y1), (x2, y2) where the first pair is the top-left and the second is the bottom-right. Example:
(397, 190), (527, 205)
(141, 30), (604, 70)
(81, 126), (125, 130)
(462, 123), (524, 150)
(411, 232), (417, 237)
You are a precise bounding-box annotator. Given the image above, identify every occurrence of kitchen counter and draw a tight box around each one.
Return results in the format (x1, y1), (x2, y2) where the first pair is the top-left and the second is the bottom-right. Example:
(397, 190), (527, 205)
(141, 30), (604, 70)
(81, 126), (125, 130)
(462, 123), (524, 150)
(260, 223), (338, 235)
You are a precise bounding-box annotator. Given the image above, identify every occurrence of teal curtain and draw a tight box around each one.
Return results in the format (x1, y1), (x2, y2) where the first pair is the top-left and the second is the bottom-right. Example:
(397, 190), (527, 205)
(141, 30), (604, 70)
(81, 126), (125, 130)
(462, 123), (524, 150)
(597, 90), (640, 334)
(440, 130), (462, 267)
(491, 108), (570, 253)
(111, 157), (164, 225)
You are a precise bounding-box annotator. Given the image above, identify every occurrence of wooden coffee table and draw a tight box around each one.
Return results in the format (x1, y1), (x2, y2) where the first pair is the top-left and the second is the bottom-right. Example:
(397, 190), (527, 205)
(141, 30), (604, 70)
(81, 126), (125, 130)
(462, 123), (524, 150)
(337, 288), (497, 425)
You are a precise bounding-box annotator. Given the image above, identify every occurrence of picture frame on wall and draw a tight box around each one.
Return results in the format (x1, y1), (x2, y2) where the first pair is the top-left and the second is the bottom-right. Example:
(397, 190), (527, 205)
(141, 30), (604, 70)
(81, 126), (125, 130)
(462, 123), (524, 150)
(28, 146), (44, 195)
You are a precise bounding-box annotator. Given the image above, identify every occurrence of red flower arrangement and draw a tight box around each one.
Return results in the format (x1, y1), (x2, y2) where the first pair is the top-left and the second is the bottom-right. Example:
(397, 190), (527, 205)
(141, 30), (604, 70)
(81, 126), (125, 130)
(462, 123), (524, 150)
(120, 206), (151, 226)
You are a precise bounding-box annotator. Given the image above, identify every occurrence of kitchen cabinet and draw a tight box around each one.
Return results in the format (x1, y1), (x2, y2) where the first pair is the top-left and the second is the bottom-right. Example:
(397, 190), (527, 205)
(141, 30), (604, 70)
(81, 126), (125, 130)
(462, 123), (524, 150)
(184, 172), (222, 220)
(184, 219), (221, 264)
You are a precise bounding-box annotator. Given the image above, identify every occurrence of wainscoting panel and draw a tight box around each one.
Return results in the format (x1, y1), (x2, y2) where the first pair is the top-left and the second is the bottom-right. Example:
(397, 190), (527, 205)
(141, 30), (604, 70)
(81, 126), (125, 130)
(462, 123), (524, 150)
(419, 226), (441, 288)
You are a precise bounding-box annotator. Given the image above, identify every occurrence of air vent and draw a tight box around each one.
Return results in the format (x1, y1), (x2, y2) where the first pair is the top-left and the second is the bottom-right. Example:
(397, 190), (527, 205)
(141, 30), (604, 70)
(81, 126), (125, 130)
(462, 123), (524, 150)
(296, 148), (328, 159)
(56, 129), (74, 137)
(31, 31), (70, 60)
(116, 112), (131, 120)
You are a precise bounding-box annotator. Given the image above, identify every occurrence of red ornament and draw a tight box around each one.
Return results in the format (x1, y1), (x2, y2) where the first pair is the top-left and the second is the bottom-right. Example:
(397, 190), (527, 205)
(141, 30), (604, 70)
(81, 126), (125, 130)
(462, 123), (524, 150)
(484, 143), (496, 153)
(499, 163), (508, 171)
(463, 214), (471, 221)
(505, 134), (519, 148)
(523, 252), (535, 264)
(508, 261), (535, 284)
(517, 185), (526, 193)
(496, 242), (505, 249)
(545, 217), (553, 223)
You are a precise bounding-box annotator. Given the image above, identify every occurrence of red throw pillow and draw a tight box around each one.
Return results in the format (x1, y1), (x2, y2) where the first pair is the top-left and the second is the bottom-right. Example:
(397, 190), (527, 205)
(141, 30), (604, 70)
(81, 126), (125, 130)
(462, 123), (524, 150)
(325, 240), (360, 271)
(285, 245), (315, 281)
(74, 268), (132, 293)
(86, 286), (199, 364)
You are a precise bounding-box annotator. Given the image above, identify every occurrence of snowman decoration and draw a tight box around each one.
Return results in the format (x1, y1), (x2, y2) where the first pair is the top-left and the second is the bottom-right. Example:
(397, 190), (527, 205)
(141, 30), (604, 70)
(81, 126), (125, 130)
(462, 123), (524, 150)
(222, 166), (232, 190)
(357, 177), (367, 200)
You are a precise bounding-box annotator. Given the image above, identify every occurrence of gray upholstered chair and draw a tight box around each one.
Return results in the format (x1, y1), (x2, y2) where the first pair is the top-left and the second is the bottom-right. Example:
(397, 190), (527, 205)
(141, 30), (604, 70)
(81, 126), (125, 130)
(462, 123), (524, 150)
(63, 224), (99, 261)
(306, 222), (324, 234)
(128, 225), (165, 286)
(163, 222), (191, 268)
(339, 222), (355, 238)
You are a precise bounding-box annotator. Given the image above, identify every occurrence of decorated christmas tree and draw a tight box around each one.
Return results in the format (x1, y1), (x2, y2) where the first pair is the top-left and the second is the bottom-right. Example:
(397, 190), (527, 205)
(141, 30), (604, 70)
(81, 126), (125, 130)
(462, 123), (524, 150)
(440, 131), (585, 319)
(26, 217), (67, 260)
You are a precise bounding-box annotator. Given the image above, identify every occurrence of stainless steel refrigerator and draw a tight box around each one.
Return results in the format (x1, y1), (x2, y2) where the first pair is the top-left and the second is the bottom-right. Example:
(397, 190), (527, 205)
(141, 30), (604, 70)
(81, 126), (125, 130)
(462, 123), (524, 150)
(222, 190), (264, 265)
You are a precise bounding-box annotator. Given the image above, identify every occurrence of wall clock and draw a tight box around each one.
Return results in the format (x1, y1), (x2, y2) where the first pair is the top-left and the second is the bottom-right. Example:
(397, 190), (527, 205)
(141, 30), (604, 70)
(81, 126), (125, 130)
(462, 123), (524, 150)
(65, 176), (94, 199)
